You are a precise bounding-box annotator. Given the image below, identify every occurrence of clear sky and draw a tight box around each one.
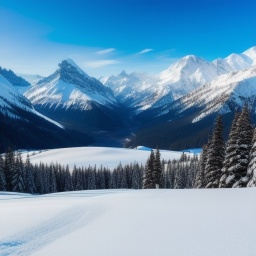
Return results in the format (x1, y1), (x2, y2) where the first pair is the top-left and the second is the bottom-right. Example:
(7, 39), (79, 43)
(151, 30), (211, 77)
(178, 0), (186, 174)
(0, 0), (255, 78)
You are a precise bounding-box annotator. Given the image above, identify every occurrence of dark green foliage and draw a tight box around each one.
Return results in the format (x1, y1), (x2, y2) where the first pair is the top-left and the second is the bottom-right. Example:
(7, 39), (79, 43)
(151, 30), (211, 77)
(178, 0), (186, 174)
(246, 128), (256, 187)
(23, 154), (36, 193)
(3, 148), (16, 191)
(0, 155), (6, 191)
(12, 152), (25, 193)
(153, 148), (162, 188)
(143, 150), (156, 189)
(204, 116), (225, 188)
(232, 105), (253, 187)
(194, 144), (208, 188)
(220, 112), (240, 188)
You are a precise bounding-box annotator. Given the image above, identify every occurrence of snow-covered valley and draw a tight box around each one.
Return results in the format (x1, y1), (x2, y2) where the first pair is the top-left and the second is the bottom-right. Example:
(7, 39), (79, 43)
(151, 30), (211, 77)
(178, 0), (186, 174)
(1, 189), (255, 256)
(26, 146), (189, 170)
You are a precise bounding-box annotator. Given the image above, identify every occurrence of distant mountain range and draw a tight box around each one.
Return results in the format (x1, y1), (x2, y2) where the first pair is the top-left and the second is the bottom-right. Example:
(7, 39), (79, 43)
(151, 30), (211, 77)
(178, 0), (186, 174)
(0, 46), (256, 151)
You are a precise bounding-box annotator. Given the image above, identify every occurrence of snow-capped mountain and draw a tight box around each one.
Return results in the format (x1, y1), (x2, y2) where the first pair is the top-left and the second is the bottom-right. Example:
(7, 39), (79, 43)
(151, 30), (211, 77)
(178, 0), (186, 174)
(213, 46), (256, 73)
(158, 55), (219, 99)
(102, 56), (219, 111)
(102, 47), (256, 113)
(0, 73), (60, 126)
(165, 65), (256, 123)
(101, 71), (162, 110)
(0, 74), (92, 151)
(128, 64), (256, 150)
(25, 59), (123, 132)
(26, 59), (117, 110)
(17, 73), (43, 85)
(0, 67), (31, 94)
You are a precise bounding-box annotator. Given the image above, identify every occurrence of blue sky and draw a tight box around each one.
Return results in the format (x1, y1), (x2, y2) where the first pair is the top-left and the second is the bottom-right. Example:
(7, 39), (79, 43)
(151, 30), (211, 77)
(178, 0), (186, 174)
(0, 0), (255, 77)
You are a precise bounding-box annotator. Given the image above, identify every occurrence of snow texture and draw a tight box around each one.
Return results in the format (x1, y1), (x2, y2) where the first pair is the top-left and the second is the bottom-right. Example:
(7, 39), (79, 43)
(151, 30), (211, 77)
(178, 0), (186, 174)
(0, 189), (256, 256)
(26, 146), (187, 171)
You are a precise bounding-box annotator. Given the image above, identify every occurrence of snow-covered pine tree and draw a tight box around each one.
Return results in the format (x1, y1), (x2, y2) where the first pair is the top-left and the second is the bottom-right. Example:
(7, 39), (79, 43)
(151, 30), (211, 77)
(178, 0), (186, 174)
(143, 150), (155, 189)
(72, 165), (83, 191)
(87, 166), (96, 190)
(64, 165), (73, 191)
(194, 144), (208, 188)
(48, 165), (57, 193)
(12, 151), (25, 193)
(219, 112), (240, 188)
(131, 162), (142, 189)
(246, 128), (256, 187)
(204, 115), (225, 188)
(232, 105), (253, 187)
(23, 154), (36, 194)
(153, 148), (162, 188)
(3, 148), (15, 191)
(0, 154), (6, 191)
(174, 157), (186, 189)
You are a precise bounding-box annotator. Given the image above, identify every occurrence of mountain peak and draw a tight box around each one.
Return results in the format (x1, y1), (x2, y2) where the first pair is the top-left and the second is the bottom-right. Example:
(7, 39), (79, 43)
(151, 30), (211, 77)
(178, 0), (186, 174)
(243, 46), (256, 60)
(119, 70), (127, 76)
(59, 59), (90, 79)
(173, 55), (205, 70)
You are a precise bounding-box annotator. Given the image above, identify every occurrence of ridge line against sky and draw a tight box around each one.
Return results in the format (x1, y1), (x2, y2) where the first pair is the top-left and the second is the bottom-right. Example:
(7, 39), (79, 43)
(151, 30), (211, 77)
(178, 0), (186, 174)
(0, 0), (255, 78)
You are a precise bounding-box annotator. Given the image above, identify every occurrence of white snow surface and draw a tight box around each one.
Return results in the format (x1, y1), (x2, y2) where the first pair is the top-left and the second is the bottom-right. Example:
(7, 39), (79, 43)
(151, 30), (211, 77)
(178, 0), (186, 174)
(27, 146), (186, 170)
(0, 188), (256, 256)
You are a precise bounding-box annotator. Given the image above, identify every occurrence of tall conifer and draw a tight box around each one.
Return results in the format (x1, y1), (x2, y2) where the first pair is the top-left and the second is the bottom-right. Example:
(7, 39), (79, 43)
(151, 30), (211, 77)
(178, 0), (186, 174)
(204, 115), (225, 188)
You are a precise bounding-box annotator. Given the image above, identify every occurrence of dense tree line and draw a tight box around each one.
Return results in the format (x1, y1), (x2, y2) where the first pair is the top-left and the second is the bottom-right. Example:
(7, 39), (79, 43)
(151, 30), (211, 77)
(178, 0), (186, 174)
(1, 105), (256, 194)
(196, 104), (256, 188)
(0, 147), (201, 193)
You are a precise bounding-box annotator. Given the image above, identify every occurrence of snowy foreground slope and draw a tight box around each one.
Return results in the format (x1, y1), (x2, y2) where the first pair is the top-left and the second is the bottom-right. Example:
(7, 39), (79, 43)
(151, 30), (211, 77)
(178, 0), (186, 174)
(0, 189), (256, 256)
(27, 147), (187, 170)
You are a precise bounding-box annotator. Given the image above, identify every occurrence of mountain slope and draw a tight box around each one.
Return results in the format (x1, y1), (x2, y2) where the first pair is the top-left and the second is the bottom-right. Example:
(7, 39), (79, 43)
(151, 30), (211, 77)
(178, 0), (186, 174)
(101, 71), (162, 110)
(0, 67), (31, 94)
(0, 74), (92, 152)
(102, 47), (256, 114)
(128, 65), (256, 150)
(158, 55), (219, 99)
(25, 59), (124, 132)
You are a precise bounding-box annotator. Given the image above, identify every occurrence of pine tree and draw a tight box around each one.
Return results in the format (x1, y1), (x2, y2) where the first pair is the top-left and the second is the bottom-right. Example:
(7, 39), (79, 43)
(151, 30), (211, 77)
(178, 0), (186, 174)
(49, 165), (57, 193)
(64, 165), (73, 191)
(12, 151), (25, 193)
(131, 162), (142, 189)
(3, 148), (15, 191)
(219, 112), (240, 188)
(153, 148), (162, 188)
(143, 150), (155, 189)
(232, 105), (253, 187)
(0, 154), (6, 191)
(23, 154), (36, 193)
(246, 128), (256, 187)
(87, 166), (96, 190)
(204, 115), (225, 188)
(174, 160), (186, 189)
(194, 144), (208, 188)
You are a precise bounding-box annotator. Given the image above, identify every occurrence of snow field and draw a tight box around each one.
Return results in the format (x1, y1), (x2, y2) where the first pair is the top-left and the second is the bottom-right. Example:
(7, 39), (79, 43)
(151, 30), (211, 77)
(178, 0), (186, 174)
(27, 146), (188, 170)
(0, 189), (256, 256)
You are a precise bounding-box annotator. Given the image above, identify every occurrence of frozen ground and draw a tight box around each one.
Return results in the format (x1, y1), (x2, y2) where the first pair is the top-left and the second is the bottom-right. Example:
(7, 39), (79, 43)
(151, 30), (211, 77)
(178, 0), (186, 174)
(0, 189), (256, 256)
(26, 146), (189, 170)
